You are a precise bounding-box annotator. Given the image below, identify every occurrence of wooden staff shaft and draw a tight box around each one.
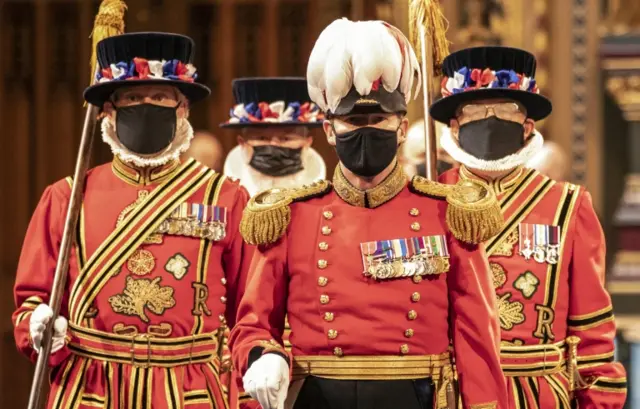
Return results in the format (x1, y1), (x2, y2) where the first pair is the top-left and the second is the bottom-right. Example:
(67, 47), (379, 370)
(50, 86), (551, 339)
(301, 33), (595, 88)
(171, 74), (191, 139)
(419, 24), (438, 181)
(26, 103), (99, 409)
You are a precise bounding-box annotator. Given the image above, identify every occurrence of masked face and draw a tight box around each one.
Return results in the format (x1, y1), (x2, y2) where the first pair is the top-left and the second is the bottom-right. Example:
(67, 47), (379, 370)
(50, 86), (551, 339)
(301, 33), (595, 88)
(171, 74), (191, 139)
(248, 145), (304, 177)
(115, 103), (179, 155)
(333, 125), (400, 177)
(458, 117), (525, 161)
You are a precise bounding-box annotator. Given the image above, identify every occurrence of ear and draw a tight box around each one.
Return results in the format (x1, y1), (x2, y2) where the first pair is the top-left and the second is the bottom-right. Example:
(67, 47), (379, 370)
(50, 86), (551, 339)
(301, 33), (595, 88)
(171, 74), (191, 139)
(449, 119), (460, 141)
(303, 136), (313, 148)
(523, 119), (535, 138)
(323, 120), (336, 147)
(103, 101), (116, 119)
(177, 101), (190, 119)
(397, 116), (409, 145)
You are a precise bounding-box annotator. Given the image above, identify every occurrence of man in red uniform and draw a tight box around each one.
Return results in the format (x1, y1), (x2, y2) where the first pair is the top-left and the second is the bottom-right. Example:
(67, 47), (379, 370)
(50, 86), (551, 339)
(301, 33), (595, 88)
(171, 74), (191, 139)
(220, 77), (327, 409)
(434, 46), (628, 408)
(229, 18), (508, 409)
(12, 32), (252, 408)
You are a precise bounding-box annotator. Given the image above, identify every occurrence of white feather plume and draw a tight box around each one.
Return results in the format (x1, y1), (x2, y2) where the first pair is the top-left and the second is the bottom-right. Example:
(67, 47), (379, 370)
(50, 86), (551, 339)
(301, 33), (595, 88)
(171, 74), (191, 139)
(307, 18), (421, 113)
(307, 18), (353, 112)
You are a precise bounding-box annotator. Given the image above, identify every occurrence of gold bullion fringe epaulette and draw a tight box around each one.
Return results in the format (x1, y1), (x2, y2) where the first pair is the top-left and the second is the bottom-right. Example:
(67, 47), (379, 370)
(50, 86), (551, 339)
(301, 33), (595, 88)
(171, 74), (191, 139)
(410, 176), (504, 244)
(240, 180), (332, 245)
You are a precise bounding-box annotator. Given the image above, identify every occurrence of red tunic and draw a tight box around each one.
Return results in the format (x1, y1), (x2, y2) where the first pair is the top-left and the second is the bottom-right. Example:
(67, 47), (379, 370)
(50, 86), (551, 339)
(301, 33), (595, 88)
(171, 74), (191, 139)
(12, 158), (254, 409)
(441, 166), (627, 409)
(229, 169), (508, 409)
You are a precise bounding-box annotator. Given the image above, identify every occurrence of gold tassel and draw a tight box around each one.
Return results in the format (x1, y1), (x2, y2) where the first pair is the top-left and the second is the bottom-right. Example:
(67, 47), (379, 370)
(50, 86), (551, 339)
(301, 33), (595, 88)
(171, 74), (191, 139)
(89, 0), (128, 86)
(446, 180), (504, 244)
(408, 0), (450, 75)
(240, 181), (332, 246)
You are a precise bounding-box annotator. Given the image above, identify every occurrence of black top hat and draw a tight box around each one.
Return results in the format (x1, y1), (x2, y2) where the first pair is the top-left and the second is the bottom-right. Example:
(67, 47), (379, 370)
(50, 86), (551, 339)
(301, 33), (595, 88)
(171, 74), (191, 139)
(429, 46), (552, 123)
(83, 32), (210, 106)
(220, 77), (323, 128)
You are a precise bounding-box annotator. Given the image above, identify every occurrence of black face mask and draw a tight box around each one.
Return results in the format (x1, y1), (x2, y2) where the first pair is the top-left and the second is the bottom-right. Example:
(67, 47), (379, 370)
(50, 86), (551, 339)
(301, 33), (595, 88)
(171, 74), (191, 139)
(249, 145), (304, 177)
(116, 103), (178, 155)
(458, 116), (525, 161)
(416, 160), (453, 177)
(334, 126), (399, 177)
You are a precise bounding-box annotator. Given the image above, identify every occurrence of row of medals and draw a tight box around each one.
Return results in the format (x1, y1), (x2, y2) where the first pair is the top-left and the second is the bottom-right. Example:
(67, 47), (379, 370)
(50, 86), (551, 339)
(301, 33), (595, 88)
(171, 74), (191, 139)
(121, 189), (226, 277)
(520, 239), (559, 265)
(126, 219), (226, 277)
(365, 254), (449, 280)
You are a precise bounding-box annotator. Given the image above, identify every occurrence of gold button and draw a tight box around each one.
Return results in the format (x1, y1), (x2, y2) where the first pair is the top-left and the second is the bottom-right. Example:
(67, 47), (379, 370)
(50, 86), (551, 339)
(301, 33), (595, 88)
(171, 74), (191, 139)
(219, 314), (226, 323)
(409, 208), (420, 216)
(323, 211), (334, 220)
(322, 226), (332, 235)
(333, 347), (343, 357)
(410, 222), (421, 231)
(324, 312), (335, 322)
(407, 310), (418, 320)
(411, 292), (421, 302)
(320, 295), (330, 304)
(220, 296), (227, 304)
(400, 344), (410, 354)
(317, 259), (328, 269)
(413, 275), (423, 284)
(405, 329), (414, 338)
(221, 278), (227, 285)
(319, 242), (329, 251)
(328, 329), (338, 339)
(318, 277), (328, 287)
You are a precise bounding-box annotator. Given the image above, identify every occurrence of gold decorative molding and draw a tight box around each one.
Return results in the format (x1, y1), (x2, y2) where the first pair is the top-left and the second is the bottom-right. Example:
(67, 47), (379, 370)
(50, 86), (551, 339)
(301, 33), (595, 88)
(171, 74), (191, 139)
(455, 0), (504, 47)
(599, 0), (640, 36)
(605, 75), (640, 120)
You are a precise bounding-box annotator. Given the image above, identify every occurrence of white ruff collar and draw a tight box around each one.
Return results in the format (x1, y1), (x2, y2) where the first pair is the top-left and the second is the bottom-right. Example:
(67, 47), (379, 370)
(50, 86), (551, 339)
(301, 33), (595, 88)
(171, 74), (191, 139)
(101, 116), (194, 168)
(440, 128), (543, 172)
(223, 145), (326, 197)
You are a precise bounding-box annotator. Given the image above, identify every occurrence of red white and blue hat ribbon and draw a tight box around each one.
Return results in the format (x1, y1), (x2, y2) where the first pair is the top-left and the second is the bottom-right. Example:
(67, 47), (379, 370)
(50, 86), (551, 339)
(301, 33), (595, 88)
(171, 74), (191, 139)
(441, 67), (539, 97)
(96, 57), (198, 83)
(227, 101), (324, 124)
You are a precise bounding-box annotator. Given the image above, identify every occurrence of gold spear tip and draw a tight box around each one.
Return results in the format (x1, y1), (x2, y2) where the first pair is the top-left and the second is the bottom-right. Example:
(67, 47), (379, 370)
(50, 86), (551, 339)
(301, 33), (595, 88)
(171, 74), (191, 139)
(89, 0), (127, 86)
(408, 0), (450, 75)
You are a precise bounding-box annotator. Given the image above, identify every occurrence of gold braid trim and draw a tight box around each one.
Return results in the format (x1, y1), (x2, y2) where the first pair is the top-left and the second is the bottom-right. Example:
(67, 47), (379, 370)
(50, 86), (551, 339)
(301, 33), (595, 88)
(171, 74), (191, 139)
(411, 176), (504, 244)
(240, 181), (332, 245)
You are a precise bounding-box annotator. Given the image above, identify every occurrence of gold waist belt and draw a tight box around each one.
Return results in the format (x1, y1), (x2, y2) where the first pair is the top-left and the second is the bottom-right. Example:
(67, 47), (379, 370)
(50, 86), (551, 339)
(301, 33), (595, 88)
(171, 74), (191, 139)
(68, 323), (219, 368)
(500, 336), (583, 392)
(292, 353), (455, 409)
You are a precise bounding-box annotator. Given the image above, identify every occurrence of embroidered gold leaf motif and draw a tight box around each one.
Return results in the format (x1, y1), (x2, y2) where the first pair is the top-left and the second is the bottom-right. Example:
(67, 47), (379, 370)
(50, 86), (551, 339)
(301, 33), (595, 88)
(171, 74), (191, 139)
(109, 276), (176, 323)
(493, 230), (518, 257)
(513, 271), (540, 299)
(500, 339), (525, 347)
(490, 262), (507, 289)
(497, 293), (525, 330)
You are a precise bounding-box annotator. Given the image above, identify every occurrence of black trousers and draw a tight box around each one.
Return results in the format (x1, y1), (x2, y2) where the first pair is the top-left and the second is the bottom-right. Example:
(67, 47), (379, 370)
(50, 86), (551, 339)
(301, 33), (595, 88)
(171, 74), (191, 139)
(292, 376), (434, 409)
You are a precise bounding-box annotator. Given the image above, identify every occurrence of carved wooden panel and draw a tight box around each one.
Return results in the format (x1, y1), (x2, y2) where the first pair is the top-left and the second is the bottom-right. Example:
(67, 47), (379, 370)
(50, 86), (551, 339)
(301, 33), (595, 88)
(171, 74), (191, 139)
(49, 2), (80, 90)
(455, 0), (504, 48)
(278, 1), (308, 76)
(3, 3), (35, 89)
(188, 2), (220, 130)
(234, 2), (265, 78)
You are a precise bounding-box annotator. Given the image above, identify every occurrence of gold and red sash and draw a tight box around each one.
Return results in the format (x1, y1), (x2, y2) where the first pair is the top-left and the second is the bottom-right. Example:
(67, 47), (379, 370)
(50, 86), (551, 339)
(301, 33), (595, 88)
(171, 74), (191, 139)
(484, 169), (556, 257)
(68, 159), (214, 325)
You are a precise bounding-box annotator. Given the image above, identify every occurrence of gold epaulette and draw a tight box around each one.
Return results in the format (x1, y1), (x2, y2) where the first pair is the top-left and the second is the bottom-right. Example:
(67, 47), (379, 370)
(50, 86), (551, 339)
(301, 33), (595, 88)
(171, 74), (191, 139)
(410, 176), (504, 244)
(240, 180), (332, 245)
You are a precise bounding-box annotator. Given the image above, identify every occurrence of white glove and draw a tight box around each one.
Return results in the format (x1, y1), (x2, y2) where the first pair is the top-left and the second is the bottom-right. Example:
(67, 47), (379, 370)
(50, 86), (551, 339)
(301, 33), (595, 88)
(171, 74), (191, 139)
(243, 353), (290, 409)
(29, 304), (68, 354)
